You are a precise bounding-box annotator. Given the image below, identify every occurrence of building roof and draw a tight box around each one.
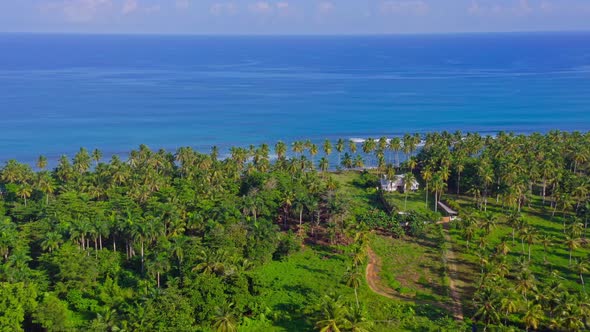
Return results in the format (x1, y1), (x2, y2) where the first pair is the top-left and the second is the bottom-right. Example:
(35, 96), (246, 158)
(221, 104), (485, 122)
(437, 201), (458, 215)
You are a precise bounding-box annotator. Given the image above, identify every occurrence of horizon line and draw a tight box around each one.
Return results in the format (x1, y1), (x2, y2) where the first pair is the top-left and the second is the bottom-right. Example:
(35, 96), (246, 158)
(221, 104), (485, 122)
(1, 29), (590, 37)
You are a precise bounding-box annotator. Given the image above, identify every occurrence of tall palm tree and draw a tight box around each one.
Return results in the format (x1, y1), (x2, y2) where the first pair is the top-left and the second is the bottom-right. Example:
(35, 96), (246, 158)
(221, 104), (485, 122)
(213, 302), (237, 332)
(575, 259), (588, 292)
(319, 157), (330, 174)
(480, 212), (498, 235)
(36, 155), (48, 170)
(523, 228), (537, 261)
(403, 172), (416, 211)
(73, 147), (92, 174)
(323, 139), (333, 156)
(523, 302), (544, 331)
(421, 166), (433, 209)
(388, 137), (401, 167)
(41, 232), (62, 253)
(564, 235), (580, 264)
(348, 140), (357, 154)
(292, 141), (305, 157)
(336, 139), (345, 165)
(472, 287), (501, 331)
(538, 234), (553, 263)
(17, 183), (32, 207)
(92, 149), (102, 167)
(345, 305), (373, 332)
(147, 253), (170, 288)
(310, 144), (319, 165)
(345, 269), (362, 308)
(315, 296), (348, 332)
(431, 173), (447, 213)
(499, 293), (519, 326)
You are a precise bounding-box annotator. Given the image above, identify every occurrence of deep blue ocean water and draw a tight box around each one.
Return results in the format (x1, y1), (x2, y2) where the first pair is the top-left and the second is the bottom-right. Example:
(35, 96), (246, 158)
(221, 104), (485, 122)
(1, 32), (589, 164)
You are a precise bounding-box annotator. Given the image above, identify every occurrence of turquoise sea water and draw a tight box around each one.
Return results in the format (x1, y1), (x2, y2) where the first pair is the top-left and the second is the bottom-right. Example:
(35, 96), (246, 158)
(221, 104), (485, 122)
(1, 32), (589, 164)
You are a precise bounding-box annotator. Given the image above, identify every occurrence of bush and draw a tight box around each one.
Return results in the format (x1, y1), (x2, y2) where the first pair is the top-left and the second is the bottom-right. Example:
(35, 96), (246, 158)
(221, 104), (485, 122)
(273, 231), (301, 260)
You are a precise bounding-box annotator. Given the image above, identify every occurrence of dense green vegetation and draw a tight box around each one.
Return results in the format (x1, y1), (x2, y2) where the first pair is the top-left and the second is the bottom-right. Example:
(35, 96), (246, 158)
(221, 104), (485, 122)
(1, 130), (588, 331)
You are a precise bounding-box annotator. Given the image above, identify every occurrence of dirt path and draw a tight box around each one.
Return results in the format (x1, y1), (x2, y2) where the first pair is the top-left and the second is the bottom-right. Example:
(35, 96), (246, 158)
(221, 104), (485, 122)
(441, 224), (464, 320)
(365, 247), (398, 299)
(365, 234), (464, 321)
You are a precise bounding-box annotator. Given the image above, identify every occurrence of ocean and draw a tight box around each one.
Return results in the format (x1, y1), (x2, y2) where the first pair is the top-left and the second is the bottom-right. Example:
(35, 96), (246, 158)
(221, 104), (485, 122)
(1, 32), (589, 164)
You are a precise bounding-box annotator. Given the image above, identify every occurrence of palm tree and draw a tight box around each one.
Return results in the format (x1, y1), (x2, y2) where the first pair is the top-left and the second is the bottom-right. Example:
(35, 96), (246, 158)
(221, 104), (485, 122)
(538, 234), (553, 263)
(37, 173), (55, 205)
(353, 155), (364, 169)
(431, 173), (447, 212)
(564, 235), (580, 264)
(310, 143), (319, 165)
(36, 155), (48, 170)
(403, 172), (416, 211)
(345, 269), (362, 308)
(92, 148), (102, 167)
(73, 147), (92, 174)
(348, 140), (357, 154)
(362, 138), (376, 166)
(499, 294), (519, 326)
(41, 232), (62, 253)
(17, 183), (32, 207)
(146, 253), (170, 288)
(523, 228), (537, 261)
(293, 195), (307, 237)
(515, 270), (536, 303)
(336, 139), (345, 165)
(319, 157), (330, 173)
(323, 139), (333, 156)
(472, 287), (501, 331)
(506, 212), (521, 244)
(388, 137), (401, 167)
(523, 302), (544, 331)
(345, 305), (373, 332)
(292, 141), (305, 157)
(463, 225), (476, 248)
(315, 295), (348, 332)
(213, 302), (237, 332)
(421, 166), (433, 209)
(479, 212), (498, 235)
(575, 259), (588, 292)
(341, 153), (353, 169)
(496, 241), (510, 256)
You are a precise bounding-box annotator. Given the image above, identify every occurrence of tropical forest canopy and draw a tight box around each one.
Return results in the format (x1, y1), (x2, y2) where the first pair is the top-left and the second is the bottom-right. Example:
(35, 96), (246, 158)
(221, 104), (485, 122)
(0, 130), (589, 331)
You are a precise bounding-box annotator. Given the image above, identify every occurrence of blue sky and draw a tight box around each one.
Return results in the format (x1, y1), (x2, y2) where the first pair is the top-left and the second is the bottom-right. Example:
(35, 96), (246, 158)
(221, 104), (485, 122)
(1, 0), (590, 34)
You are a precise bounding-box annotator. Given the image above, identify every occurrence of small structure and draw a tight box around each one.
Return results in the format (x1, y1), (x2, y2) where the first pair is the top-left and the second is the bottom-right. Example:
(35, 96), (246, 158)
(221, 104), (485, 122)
(380, 174), (419, 193)
(438, 201), (458, 222)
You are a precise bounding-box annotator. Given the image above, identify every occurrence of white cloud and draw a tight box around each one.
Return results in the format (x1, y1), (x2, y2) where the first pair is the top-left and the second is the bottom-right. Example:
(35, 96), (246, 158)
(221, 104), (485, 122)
(468, 0), (534, 16)
(175, 0), (190, 10)
(210, 2), (237, 15)
(317, 1), (335, 14)
(380, 1), (429, 15)
(122, 0), (138, 15)
(249, 1), (272, 14)
(144, 5), (161, 14)
(277, 2), (289, 10)
(40, 0), (113, 23)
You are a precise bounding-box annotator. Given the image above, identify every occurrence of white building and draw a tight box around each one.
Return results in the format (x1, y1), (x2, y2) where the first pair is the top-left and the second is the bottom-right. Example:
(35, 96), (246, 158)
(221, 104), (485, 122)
(380, 174), (419, 193)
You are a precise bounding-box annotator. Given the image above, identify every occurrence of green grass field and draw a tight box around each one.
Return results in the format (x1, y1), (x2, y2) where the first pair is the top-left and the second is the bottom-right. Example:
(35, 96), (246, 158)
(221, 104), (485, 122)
(370, 230), (449, 303)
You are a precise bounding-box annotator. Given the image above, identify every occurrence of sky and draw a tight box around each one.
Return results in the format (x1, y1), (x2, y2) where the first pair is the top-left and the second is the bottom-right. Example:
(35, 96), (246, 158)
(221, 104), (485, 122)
(1, 0), (590, 35)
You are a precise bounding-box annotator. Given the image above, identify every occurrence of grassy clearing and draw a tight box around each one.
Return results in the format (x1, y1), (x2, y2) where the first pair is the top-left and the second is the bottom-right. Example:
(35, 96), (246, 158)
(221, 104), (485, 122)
(371, 229), (449, 303)
(383, 189), (433, 214)
(251, 243), (459, 331)
(251, 246), (354, 331)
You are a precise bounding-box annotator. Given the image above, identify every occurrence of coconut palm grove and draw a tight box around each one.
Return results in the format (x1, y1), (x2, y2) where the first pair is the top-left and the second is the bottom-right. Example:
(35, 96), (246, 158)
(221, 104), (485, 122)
(1, 130), (590, 331)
